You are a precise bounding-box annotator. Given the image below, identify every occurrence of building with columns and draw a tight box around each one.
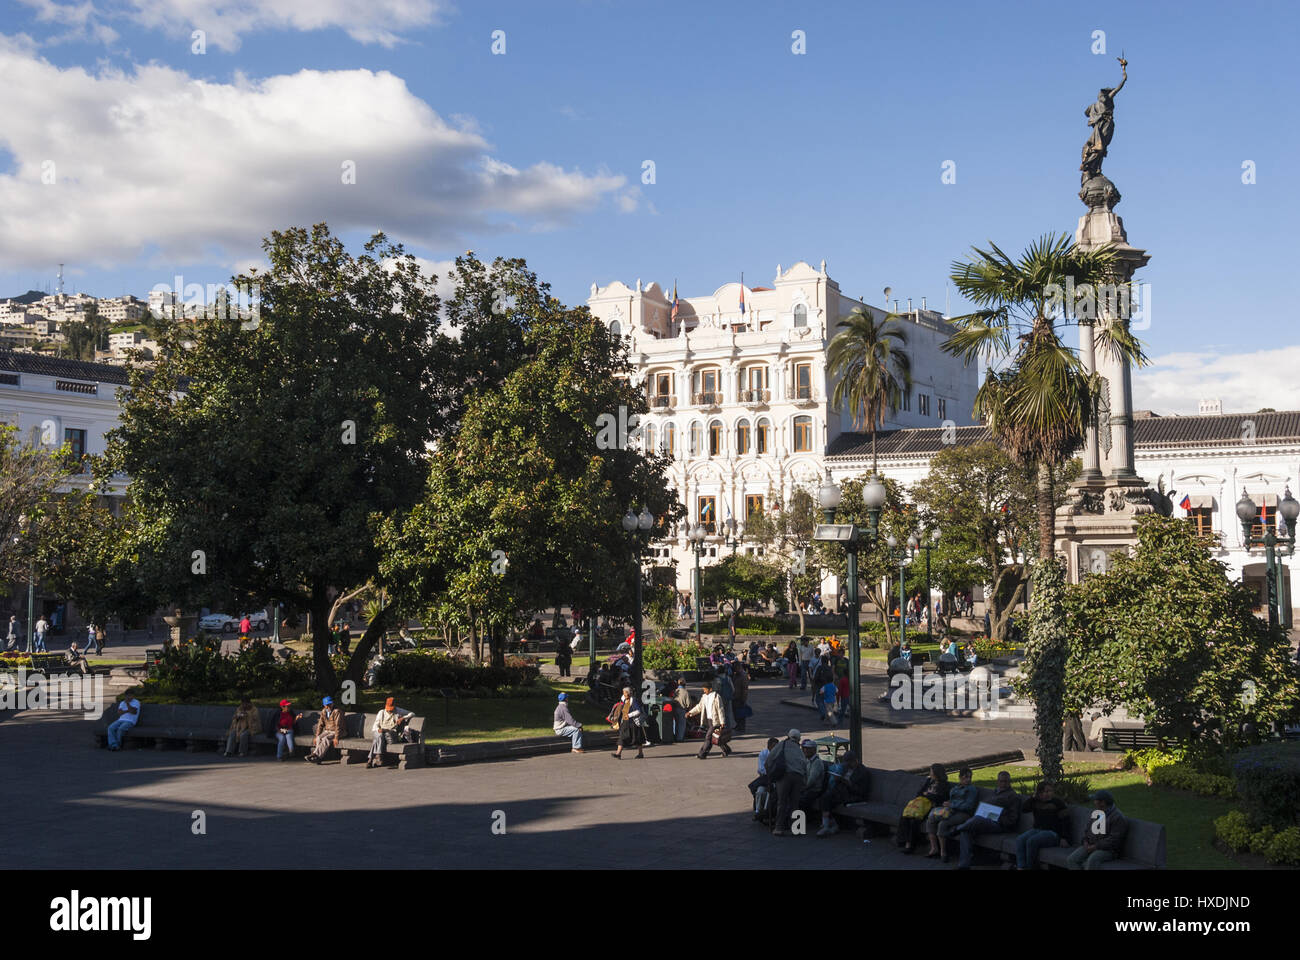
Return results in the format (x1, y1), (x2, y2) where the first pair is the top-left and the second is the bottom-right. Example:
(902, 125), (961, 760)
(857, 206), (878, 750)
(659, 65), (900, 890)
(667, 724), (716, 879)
(586, 260), (979, 591)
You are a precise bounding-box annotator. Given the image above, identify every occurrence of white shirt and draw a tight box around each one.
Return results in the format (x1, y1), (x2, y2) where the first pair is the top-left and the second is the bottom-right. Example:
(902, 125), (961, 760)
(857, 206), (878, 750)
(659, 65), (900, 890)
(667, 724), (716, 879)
(757, 747), (770, 776)
(116, 699), (141, 726)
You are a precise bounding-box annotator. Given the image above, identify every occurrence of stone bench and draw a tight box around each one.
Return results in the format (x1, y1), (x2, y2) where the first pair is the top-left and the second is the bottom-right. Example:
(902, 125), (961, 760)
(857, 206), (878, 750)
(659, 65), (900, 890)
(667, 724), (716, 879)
(833, 767), (1166, 869)
(334, 712), (426, 769)
(432, 730), (617, 765)
(92, 704), (328, 754)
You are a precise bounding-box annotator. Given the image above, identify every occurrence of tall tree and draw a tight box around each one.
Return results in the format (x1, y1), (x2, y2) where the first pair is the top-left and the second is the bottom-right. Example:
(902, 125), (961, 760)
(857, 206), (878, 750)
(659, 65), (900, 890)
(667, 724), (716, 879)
(826, 307), (912, 476)
(380, 306), (683, 667)
(0, 424), (70, 585)
(101, 224), (443, 691)
(700, 553), (786, 620)
(743, 488), (820, 635)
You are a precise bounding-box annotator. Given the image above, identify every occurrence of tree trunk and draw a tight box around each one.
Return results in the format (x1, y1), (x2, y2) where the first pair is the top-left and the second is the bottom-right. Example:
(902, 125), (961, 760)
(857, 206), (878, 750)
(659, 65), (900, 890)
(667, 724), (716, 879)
(796, 601), (805, 638)
(310, 585), (336, 693)
(488, 621), (504, 668)
(342, 606), (391, 690)
(1037, 461), (1056, 562)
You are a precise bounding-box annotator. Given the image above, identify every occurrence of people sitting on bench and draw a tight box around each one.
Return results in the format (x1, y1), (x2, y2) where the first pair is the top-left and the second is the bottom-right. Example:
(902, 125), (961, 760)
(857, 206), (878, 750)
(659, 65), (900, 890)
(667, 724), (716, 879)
(749, 737), (780, 805)
(954, 770), (1023, 869)
(64, 641), (89, 676)
(815, 749), (871, 837)
(1015, 781), (1070, 870)
(368, 697), (413, 768)
(1068, 790), (1128, 869)
(897, 763), (950, 854)
(799, 739), (828, 811)
(275, 699), (302, 761)
(105, 695), (141, 751)
(552, 692), (584, 753)
(223, 697), (262, 757)
(925, 767), (979, 860)
(307, 696), (344, 763)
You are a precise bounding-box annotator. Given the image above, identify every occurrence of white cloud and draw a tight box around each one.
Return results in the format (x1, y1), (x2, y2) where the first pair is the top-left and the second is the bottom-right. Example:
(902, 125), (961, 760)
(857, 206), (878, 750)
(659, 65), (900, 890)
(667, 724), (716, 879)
(0, 40), (626, 271)
(16, 0), (446, 51)
(1133, 346), (1300, 415)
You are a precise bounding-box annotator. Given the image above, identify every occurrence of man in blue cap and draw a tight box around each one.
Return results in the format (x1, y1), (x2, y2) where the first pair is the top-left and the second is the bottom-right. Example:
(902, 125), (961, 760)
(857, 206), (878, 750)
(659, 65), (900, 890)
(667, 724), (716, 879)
(553, 693), (584, 753)
(1067, 790), (1129, 869)
(307, 695), (345, 764)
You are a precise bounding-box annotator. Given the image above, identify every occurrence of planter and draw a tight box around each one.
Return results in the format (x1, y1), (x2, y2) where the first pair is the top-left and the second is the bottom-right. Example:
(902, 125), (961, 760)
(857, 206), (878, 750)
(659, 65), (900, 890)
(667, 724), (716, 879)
(161, 609), (198, 647)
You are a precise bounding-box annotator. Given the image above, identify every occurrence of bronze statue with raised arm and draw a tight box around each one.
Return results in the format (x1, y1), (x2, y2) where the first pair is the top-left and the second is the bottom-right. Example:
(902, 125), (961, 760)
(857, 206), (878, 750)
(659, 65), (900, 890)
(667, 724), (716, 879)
(1081, 57), (1127, 180)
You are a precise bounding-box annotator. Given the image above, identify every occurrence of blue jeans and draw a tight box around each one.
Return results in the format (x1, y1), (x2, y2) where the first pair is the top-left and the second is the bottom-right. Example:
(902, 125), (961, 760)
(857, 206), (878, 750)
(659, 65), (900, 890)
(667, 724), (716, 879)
(1016, 828), (1060, 869)
(673, 712), (686, 742)
(106, 718), (135, 749)
(800, 661), (811, 690)
(956, 816), (1006, 868)
(556, 724), (583, 750)
(33, 633), (47, 652)
(85, 635), (101, 655)
(276, 730), (295, 758)
(1067, 846), (1118, 869)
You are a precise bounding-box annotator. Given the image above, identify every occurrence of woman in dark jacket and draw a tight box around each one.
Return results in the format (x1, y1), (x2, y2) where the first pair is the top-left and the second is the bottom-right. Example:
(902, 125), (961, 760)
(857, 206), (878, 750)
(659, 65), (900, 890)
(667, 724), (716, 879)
(897, 763), (951, 852)
(608, 687), (646, 759)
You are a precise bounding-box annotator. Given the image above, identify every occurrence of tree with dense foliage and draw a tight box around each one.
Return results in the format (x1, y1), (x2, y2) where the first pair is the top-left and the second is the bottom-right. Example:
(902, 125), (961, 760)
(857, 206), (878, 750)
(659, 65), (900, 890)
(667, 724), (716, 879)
(0, 424), (71, 585)
(1061, 516), (1300, 757)
(826, 307), (911, 477)
(379, 306), (682, 667)
(700, 553), (786, 620)
(742, 487), (820, 635)
(101, 224), (442, 691)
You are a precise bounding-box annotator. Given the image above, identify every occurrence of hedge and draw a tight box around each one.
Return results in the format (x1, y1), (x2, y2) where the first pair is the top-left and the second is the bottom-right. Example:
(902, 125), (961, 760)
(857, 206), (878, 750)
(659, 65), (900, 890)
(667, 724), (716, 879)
(373, 651), (540, 692)
(1214, 811), (1300, 865)
(1232, 740), (1300, 829)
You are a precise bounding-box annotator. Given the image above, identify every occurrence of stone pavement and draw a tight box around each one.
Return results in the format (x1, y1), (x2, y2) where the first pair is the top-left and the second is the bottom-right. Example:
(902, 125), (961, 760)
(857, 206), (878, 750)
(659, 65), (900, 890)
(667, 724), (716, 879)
(2, 674), (1036, 870)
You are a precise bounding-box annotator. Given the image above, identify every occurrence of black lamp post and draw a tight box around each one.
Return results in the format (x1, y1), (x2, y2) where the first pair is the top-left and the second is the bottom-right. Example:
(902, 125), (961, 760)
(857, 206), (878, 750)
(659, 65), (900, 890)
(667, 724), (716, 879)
(1236, 487), (1299, 633)
(622, 506), (655, 694)
(886, 534), (916, 649)
(910, 529), (942, 642)
(814, 473), (886, 759)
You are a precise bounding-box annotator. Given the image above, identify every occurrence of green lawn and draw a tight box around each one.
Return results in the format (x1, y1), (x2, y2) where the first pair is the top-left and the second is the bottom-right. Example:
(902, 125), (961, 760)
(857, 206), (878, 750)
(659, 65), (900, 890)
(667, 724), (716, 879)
(966, 763), (1241, 869)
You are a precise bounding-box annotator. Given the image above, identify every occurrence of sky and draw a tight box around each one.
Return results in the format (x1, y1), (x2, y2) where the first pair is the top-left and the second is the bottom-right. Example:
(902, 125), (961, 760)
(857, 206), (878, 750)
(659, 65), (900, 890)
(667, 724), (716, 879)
(1, 0), (1297, 415)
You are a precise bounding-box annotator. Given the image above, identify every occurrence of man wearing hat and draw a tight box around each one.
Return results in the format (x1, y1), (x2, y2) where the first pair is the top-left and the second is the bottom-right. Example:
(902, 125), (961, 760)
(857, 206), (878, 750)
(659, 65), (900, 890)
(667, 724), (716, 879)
(368, 697), (413, 768)
(553, 692), (585, 753)
(1067, 790), (1129, 869)
(767, 729), (808, 836)
(307, 695), (345, 763)
(798, 739), (828, 813)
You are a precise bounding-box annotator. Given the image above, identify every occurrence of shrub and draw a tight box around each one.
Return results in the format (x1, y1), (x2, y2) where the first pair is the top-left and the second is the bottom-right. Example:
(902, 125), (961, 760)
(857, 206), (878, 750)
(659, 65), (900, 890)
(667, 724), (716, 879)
(1264, 826), (1300, 865)
(1214, 810), (1253, 851)
(1149, 763), (1237, 798)
(1247, 824), (1275, 856)
(642, 639), (709, 671)
(1127, 746), (1187, 773)
(372, 650), (539, 692)
(1052, 776), (1093, 805)
(1232, 740), (1300, 829)
(143, 638), (314, 701)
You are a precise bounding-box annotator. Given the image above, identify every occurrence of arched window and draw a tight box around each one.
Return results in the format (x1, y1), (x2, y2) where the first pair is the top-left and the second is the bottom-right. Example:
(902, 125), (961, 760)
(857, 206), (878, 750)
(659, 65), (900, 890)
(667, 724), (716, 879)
(642, 423), (655, 455)
(708, 419), (723, 457)
(663, 423), (676, 457)
(793, 415), (813, 452)
(756, 418), (770, 455)
(736, 418), (751, 455)
(689, 421), (702, 456)
(609, 319), (621, 338)
(793, 303), (808, 328)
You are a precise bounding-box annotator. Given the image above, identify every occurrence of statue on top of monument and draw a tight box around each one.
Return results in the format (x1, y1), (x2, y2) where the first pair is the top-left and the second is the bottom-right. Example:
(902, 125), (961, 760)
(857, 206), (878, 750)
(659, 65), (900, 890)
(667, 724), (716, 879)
(1080, 56), (1127, 182)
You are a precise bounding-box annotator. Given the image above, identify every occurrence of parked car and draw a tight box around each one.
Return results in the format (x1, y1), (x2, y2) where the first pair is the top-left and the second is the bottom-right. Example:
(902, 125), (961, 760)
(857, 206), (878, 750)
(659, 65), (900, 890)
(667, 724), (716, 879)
(198, 613), (238, 633)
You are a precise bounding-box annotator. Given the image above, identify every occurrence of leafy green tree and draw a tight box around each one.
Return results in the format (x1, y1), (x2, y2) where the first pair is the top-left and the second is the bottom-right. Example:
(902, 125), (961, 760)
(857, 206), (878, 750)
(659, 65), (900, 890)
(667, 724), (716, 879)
(101, 224), (443, 691)
(380, 306), (683, 667)
(826, 307), (912, 476)
(700, 553), (785, 619)
(743, 487), (820, 634)
(646, 584), (678, 640)
(0, 425), (70, 584)
(1062, 516), (1300, 757)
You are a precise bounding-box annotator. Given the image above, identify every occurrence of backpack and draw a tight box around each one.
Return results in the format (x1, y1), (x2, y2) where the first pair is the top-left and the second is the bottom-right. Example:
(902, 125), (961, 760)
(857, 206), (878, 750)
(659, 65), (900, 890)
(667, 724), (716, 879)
(767, 741), (790, 782)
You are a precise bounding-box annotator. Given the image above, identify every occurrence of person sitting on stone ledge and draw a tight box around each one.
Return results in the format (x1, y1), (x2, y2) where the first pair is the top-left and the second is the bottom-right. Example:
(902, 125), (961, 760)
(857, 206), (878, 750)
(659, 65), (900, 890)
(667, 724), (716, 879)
(1067, 790), (1128, 869)
(897, 763), (950, 854)
(814, 749), (871, 836)
(307, 696), (344, 763)
(925, 767), (979, 861)
(798, 739), (827, 813)
(223, 697), (262, 757)
(367, 696), (413, 768)
(953, 769), (1023, 869)
(552, 692), (584, 753)
(64, 641), (89, 676)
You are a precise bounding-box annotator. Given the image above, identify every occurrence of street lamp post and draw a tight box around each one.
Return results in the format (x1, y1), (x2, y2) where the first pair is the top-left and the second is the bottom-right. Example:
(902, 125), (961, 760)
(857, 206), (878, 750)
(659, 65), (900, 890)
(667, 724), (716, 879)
(886, 535), (916, 649)
(912, 529), (942, 643)
(16, 514), (34, 652)
(623, 507), (656, 694)
(814, 473), (886, 759)
(689, 524), (707, 644)
(1236, 488), (1299, 633)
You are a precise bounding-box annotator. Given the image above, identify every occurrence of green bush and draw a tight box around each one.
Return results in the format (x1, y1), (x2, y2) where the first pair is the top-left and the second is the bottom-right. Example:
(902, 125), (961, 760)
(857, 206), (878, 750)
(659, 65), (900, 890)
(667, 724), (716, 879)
(1264, 826), (1300, 865)
(1214, 810), (1253, 851)
(1247, 824), (1275, 856)
(1149, 763), (1237, 798)
(1127, 746), (1188, 773)
(144, 639), (314, 701)
(1052, 776), (1093, 805)
(373, 651), (539, 692)
(1232, 740), (1300, 829)
(642, 639), (709, 671)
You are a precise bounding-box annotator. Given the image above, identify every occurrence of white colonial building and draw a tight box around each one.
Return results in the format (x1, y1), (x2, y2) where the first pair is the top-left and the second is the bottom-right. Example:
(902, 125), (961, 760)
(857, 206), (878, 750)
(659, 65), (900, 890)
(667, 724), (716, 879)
(587, 260), (979, 591)
(825, 410), (1300, 620)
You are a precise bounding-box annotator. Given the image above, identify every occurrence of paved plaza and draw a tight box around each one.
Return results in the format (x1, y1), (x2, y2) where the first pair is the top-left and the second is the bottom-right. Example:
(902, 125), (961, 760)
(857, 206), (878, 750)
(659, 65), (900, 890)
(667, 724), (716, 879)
(5, 675), (1036, 870)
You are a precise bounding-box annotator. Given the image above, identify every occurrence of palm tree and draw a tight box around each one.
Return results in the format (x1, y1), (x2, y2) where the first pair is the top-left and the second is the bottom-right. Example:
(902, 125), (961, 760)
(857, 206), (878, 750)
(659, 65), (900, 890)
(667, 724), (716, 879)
(943, 233), (1146, 561)
(826, 307), (912, 477)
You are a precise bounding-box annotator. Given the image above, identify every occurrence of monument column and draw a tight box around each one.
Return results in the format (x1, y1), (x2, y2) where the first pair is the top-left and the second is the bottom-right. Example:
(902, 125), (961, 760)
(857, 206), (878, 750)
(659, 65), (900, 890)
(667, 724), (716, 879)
(1078, 320), (1102, 480)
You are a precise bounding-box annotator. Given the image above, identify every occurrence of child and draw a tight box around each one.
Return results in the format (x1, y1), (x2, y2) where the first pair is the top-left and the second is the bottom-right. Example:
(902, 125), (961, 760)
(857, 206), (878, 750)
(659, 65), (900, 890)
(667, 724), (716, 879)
(819, 679), (838, 726)
(836, 673), (851, 722)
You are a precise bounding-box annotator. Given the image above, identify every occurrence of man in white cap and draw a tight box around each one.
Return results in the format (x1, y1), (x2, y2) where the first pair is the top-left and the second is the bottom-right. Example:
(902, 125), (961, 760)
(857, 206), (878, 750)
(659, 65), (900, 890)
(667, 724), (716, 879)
(767, 729), (808, 836)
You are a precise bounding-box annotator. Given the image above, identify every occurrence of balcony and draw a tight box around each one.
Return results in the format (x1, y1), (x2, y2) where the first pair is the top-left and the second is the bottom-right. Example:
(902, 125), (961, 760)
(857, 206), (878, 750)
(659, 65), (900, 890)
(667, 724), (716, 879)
(740, 388), (770, 408)
(650, 394), (676, 410)
(691, 391), (722, 409)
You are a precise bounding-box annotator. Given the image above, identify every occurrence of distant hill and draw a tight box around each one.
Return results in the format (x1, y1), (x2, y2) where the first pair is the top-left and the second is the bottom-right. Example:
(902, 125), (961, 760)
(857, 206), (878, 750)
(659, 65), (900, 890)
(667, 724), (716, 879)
(3, 290), (47, 304)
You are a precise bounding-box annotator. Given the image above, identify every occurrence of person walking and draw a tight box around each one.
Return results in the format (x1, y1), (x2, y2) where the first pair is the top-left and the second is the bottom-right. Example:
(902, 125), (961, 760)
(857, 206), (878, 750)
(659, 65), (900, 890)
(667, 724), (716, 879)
(554, 641), (572, 679)
(798, 637), (813, 691)
(608, 687), (646, 759)
(686, 680), (730, 759)
(84, 622), (101, 656)
(33, 614), (49, 653)
(5, 615), (18, 651)
(715, 665), (736, 728)
(731, 661), (750, 733)
(670, 679), (691, 742)
(553, 692), (584, 753)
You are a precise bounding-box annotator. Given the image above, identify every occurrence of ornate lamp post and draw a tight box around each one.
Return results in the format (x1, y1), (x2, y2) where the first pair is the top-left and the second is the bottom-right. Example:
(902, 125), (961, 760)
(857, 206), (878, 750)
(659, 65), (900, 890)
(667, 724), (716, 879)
(1236, 488), (1298, 632)
(886, 534), (917, 648)
(911, 528), (941, 642)
(622, 506), (656, 694)
(814, 473), (886, 758)
(689, 523), (707, 644)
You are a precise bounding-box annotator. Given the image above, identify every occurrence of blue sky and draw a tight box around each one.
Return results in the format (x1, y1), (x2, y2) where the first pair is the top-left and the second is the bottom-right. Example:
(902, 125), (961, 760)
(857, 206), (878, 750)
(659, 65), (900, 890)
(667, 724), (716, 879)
(1, 0), (1297, 412)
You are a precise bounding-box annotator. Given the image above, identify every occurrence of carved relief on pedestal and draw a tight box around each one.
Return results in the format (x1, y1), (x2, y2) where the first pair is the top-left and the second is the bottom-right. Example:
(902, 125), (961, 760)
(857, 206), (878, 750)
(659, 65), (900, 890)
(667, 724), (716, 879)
(1098, 377), (1113, 456)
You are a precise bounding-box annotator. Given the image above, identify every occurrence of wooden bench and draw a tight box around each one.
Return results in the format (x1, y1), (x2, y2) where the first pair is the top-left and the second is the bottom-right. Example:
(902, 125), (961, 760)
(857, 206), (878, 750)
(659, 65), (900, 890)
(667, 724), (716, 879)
(1102, 727), (1166, 751)
(832, 766), (1166, 869)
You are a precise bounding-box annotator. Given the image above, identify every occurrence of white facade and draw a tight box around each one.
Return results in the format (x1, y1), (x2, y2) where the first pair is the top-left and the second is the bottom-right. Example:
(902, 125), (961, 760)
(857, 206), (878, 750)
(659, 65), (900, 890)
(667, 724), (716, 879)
(587, 260), (978, 591)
